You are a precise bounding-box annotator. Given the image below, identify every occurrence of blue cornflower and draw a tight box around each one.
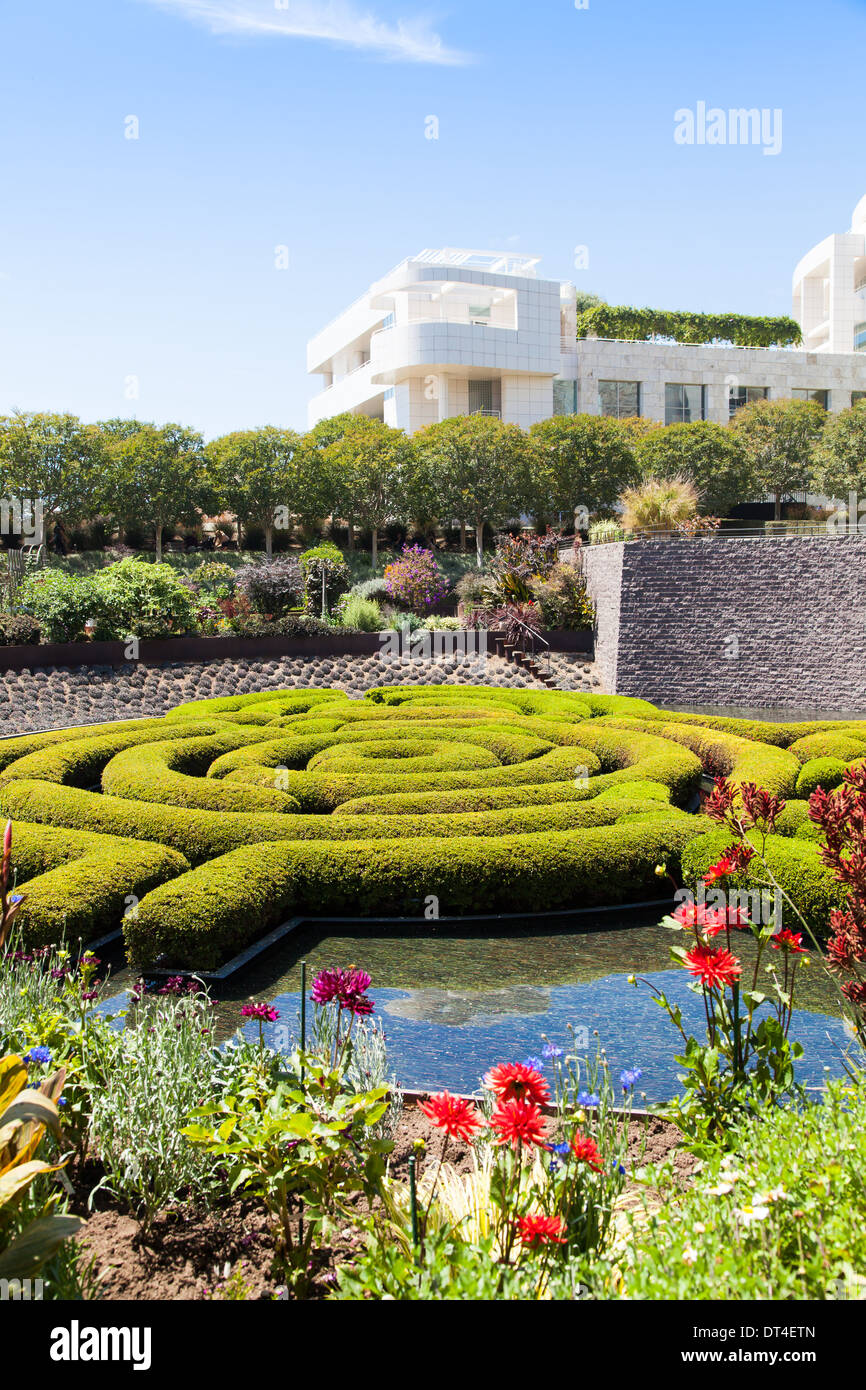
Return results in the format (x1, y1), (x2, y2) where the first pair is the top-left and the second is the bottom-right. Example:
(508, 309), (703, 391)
(542, 1042), (563, 1060)
(620, 1067), (643, 1092)
(57, 1097), (66, 1107)
(523, 1056), (546, 1072)
(577, 1089), (600, 1108)
(24, 1046), (51, 1066)
(612, 1161), (626, 1176)
(548, 1140), (570, 1172)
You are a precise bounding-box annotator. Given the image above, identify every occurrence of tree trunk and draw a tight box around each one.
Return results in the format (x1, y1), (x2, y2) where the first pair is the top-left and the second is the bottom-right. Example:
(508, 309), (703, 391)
(155, 523), (163, 564)
(265, 525), (274, 560)
(347, 522), (354, 552)
(372, 528), (378, 569)
(774, 491), (782, 521)
(460, 521), (467, 553)
(475, 521), (484, 569)
(236, 515), (243, 552)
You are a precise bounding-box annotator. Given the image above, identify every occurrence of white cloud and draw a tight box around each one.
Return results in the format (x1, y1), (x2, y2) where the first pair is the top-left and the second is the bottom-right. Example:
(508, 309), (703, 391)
(137, 0), (471, 65)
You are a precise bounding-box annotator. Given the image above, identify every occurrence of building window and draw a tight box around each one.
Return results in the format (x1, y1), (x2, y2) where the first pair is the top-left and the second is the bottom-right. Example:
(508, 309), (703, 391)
(383, 388), (395, 402)
(792, 388), (830, 409)
(599, 380), (640, 419)
(729, 386), (768, 417)
(665, 384), (706, 424)
(853, 391), (866, 406)
(553, 379), (578, 415)
(468, 380), (501, 416)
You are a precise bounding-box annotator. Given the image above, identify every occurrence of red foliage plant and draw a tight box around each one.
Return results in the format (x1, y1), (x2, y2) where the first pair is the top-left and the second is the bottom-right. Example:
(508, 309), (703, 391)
(809, 765), (866, 1035)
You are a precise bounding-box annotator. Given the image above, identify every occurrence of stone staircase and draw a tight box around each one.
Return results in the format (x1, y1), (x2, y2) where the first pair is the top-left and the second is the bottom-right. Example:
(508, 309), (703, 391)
(492, 634), (559, 688)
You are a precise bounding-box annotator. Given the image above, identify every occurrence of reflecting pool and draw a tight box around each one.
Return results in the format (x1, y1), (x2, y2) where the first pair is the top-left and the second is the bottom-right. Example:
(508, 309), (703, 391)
(100, 907), (861, 1103)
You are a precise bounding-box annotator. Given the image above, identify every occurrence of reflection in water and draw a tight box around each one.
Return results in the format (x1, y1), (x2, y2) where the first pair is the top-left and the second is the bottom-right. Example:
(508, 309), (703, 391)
(98, 906), (862, 1101)
(381, 985), (551, 1027)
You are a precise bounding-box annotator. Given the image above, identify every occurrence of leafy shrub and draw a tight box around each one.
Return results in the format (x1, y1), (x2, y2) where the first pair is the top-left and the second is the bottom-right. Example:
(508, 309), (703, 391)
(235, 558), (303, 616)
(493, 528), (562, 580)
(183, 560), (237, 602)
(299, 543), (351, 616)
(15, 569), (103, 642)
(422, 615), (462, 631)
(347, 577), (390, 603)
(338, 594), (384, 631)
(93, 559), (199, 640)
(385, 610), (426, 632)
(17, 562), (199, 642)
(383, 545), (449, 614)
(87, 989), (224, 1231)
(0, 613), (41, 646)
(531, 563), (595, 630)
(278, 613), (333, 638)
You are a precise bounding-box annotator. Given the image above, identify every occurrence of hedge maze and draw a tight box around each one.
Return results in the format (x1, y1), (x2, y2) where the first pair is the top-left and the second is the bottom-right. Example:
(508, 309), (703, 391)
(2, 686), (864, 970)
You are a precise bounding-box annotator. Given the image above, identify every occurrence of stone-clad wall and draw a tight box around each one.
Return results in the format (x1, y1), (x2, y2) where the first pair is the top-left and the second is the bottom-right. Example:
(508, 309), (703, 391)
(582, 537), (866, 710)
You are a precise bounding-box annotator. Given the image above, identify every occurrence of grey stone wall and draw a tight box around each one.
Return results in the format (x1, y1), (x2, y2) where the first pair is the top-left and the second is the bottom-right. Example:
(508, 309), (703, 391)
(582, 536), (866, 710)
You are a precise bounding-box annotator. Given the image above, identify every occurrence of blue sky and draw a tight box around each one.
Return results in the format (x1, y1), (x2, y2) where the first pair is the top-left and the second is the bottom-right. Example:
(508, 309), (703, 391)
(1, 0), (865, 438)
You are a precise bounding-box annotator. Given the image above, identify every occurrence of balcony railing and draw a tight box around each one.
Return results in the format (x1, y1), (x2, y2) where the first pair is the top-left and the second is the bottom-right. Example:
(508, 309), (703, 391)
(370, 317), (517, 341)
(470, 407), (501, 418)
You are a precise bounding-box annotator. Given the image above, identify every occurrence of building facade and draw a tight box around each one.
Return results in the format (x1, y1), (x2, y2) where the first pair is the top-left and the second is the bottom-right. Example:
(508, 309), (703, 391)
(792, 194), (866, 354)
(307, 225), (866, 433)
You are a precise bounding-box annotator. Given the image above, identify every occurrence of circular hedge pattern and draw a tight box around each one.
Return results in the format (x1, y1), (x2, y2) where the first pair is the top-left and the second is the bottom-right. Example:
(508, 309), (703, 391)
(2, 686), (864, 970)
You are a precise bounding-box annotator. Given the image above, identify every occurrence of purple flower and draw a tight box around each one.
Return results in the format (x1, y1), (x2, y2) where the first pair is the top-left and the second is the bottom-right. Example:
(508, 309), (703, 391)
(241, 1003), (280, 1022)
(310, 966), (374, 1017)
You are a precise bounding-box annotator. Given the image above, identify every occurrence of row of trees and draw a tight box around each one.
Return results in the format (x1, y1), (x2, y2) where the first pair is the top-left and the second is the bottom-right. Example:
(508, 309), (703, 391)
(2, 399), (865, 563)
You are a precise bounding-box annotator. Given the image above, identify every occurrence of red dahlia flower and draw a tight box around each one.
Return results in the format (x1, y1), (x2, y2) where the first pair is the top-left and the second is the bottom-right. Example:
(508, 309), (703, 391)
(489, 1099), (548, 1149)
(672, 902), (726, 937)
(771, 929), (806, 955)
(418, 1092), (485, 1143)
(704, 855), (736, 884)
(515, 1213), (567, 1248)
(685, 944), (743, 989)
(484, 1062), (550, 1106)
(570, 1134), (603, 1171)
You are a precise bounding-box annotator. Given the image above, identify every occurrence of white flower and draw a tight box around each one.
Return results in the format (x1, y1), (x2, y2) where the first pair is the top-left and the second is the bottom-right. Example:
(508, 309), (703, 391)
(759, 1185), (787, 1204)
(706, 1181), (735, 1196)
(693, 1221), (707, 1235)
(738, 1204), (770, 1225)
(682, 1246), (699, 1266)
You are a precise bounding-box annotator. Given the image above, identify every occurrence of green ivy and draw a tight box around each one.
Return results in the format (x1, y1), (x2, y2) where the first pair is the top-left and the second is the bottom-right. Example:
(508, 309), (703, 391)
(575, 304), (802, 349)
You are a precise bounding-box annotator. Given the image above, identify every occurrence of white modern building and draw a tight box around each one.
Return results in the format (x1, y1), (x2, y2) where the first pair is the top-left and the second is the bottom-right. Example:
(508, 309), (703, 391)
(307, 224), (866, 433)
(793, 194), (866, 354)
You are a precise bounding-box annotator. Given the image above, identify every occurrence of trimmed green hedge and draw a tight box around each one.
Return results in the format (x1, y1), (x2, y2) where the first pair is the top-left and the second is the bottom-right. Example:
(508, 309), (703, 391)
(607, 717), (799, 798)
(101, 732), (299, 813)
(125, 816), (700, 969)
(10, 821), (190, 948)
(0, 720), (246, 789)
(575, 304), (802, 349)
(795, 756), (866, 800)
(5, 686), (857, 968)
